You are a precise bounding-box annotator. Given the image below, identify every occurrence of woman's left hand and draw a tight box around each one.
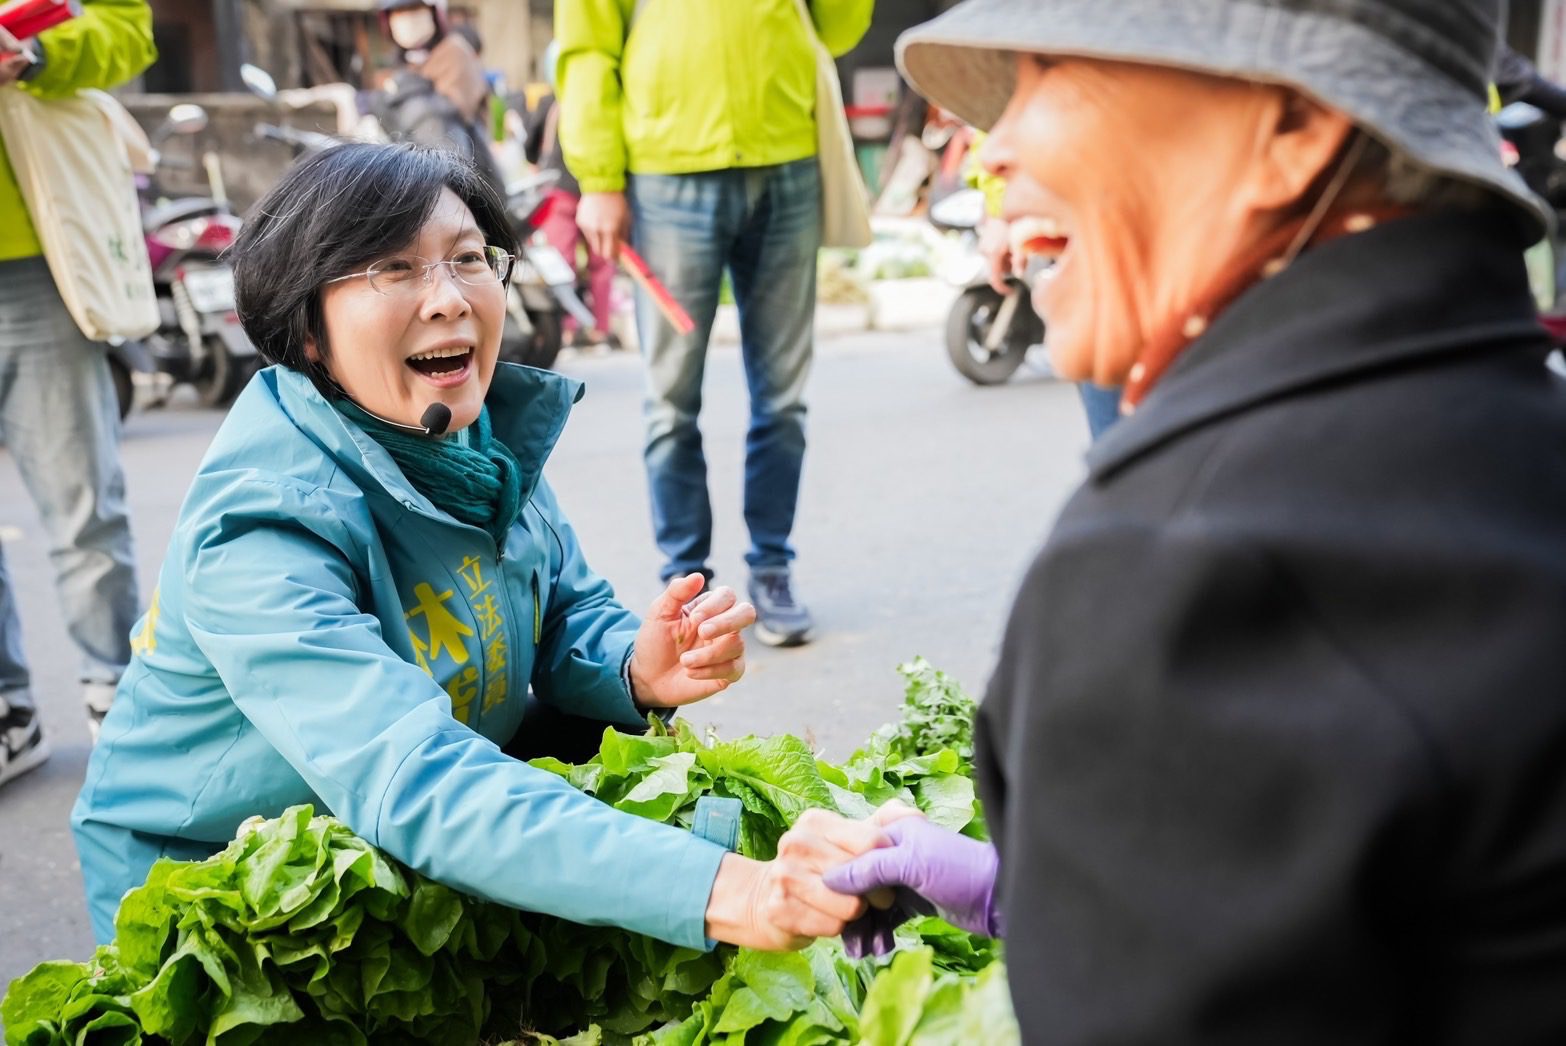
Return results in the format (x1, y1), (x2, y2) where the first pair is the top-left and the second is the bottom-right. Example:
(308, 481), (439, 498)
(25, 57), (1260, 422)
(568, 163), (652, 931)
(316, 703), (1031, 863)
(628, 573), (756, 708)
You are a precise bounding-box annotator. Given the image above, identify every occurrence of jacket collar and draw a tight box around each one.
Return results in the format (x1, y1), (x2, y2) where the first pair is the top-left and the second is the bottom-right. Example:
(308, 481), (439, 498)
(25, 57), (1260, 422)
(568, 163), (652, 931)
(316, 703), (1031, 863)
(1085, 208), (1549, 480)
(271, 362), (583, 512)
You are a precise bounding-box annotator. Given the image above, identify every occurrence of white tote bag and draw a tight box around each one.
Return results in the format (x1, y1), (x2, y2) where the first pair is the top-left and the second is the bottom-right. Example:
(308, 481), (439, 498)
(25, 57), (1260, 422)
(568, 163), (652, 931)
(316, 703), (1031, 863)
(0, 86), (159, 340)
(789, 0), (873, 249)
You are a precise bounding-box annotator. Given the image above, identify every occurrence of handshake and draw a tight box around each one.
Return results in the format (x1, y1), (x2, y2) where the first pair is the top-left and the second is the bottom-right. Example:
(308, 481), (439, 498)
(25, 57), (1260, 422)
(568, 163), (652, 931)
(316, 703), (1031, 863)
(701, 800), (1003, 957)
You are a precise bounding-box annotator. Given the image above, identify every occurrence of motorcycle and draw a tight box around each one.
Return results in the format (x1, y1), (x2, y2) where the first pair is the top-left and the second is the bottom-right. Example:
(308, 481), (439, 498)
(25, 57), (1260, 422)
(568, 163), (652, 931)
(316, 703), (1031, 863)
(129, 103), (260, 411)
(929, 187), (1046, 386)
(501, 170), (599, 370)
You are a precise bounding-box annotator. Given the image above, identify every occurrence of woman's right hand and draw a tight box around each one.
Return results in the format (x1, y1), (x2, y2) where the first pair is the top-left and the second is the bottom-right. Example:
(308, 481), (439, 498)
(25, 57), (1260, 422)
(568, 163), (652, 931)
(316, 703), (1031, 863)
(703, 809), (887, 950)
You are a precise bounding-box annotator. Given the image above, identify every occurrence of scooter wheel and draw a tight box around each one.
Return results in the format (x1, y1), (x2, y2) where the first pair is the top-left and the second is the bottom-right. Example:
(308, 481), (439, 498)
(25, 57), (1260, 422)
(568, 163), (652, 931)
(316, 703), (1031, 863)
(501, 309), (563, 370)
(193, 335), (258, 408)
(945, 286), (1037, 386)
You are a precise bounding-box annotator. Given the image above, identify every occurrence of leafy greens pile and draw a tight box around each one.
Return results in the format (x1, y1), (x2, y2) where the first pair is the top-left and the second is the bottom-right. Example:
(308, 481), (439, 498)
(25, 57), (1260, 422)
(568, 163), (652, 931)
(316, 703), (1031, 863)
(3, 659), (1015, 1045)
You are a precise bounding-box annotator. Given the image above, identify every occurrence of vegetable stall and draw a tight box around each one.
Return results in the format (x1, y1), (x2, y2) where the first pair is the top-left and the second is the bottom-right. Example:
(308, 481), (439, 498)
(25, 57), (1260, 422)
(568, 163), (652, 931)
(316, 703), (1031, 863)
(3, 660), (1016, 1045)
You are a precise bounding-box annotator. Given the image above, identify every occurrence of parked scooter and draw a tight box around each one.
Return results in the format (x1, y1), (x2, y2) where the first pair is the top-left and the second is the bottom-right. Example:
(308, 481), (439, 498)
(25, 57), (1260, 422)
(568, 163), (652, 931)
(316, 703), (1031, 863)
(929, 187), (1046, 385)
(130, 103), (260, 410)
(501, 170), (600, 370)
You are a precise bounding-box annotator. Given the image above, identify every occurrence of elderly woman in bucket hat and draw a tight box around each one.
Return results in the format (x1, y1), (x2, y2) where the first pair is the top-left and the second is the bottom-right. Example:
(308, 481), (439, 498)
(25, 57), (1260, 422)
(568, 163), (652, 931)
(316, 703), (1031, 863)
(825, 0), (1566, 1040)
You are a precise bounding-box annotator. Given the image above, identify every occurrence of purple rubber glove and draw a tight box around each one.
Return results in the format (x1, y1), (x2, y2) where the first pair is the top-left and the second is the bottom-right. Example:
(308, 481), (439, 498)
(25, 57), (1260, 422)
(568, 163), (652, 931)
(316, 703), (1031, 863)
(822, 816), (1003, 957)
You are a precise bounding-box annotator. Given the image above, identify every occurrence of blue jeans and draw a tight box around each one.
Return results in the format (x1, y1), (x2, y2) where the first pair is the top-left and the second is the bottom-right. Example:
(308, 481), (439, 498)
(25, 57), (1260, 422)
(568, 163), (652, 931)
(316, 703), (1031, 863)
(628, 158), (821, 580)
(0, 257), (139, 696)
(1077, 383), (1124, 442)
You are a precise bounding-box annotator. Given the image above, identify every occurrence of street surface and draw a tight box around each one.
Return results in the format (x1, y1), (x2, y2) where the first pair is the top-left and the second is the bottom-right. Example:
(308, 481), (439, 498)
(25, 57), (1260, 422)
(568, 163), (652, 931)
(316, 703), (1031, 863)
(0, 323), (1092, 983)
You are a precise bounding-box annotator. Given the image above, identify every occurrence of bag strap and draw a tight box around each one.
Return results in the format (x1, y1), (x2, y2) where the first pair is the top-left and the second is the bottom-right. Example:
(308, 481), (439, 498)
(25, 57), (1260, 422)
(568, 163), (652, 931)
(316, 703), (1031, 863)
(541, 95), (560, 159)
(788, 0), (820, 46)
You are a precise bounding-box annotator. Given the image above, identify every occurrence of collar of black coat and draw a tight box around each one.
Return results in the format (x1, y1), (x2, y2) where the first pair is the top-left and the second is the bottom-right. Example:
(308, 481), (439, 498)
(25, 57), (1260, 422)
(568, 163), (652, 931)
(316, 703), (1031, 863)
(1084, 206), (1550, 481)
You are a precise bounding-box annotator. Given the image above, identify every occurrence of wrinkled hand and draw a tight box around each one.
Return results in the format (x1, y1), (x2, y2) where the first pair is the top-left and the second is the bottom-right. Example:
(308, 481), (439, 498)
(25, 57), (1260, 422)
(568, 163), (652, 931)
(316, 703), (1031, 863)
(978, 216), (1014, 295)
(705, 809), (885, 950)
(577, 191), (629, 263)
(824, 804), (1002, 957)
(629, 573), (755, 708)
(422, 34), (488, 121)
(0, 27), (32, 87)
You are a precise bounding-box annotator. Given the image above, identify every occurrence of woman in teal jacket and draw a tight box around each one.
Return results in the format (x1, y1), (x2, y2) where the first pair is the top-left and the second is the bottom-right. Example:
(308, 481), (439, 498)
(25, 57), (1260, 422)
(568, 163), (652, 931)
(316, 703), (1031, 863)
(72, 142), (878, 953)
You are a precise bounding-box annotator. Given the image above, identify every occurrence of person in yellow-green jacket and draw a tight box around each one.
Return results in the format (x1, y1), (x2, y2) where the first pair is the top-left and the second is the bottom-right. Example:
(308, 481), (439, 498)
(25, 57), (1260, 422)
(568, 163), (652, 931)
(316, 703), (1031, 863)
(555, 0), (873, 648)
(0, 0), (155, 792)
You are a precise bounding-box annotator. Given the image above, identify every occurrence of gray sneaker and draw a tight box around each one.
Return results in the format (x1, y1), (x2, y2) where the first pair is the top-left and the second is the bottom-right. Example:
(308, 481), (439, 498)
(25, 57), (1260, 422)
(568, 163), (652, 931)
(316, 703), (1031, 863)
(0, 690), (51, 791)
(748, 568), (814, 648)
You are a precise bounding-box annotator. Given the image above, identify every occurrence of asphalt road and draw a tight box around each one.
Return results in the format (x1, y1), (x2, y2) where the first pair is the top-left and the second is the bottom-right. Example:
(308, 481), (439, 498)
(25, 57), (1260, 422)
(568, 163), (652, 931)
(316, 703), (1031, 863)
(0, 324), (1092, 984)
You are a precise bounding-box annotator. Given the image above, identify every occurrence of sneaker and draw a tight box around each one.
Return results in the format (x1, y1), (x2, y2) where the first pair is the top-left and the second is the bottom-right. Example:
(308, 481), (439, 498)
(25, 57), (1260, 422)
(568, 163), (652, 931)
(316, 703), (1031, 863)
(84, 681), (117, 745)
(747, 568), (814, 648)
(0, 690), (52, 791)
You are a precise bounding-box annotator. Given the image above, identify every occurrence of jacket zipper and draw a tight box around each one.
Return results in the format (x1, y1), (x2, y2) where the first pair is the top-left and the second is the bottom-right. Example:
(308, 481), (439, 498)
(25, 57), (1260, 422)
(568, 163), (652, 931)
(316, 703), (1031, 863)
(532, 571), (542, 644)
(398, 497), (531, 729)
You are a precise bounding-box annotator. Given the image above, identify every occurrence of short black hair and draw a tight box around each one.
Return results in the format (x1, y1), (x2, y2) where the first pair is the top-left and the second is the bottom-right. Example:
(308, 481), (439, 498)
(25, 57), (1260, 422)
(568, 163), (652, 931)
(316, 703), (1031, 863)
(231, 141), (514, 398)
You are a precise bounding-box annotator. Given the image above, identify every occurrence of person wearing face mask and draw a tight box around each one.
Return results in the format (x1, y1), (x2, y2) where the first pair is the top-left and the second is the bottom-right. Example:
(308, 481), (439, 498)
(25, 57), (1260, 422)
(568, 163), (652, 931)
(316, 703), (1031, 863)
(821, 0), (1566, 1041)
(70, 143), (886, 956)
(372, 0), (502, 194)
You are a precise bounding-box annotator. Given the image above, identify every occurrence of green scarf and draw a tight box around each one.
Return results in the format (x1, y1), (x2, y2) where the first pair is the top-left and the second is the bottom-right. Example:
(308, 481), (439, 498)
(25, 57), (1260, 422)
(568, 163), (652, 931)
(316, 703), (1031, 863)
(343, 402), (524, 550)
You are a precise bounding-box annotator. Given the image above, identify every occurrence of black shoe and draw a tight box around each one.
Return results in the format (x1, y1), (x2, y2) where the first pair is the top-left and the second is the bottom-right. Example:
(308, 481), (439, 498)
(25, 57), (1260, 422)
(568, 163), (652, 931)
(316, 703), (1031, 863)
(748, 568), (814, 647)
(0, 692), (52, 791)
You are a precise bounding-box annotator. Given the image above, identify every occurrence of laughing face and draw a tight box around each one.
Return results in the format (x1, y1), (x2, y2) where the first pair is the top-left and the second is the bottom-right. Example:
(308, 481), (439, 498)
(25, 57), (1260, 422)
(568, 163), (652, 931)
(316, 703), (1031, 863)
(311, 188), (504, 433)
(979, 56), (1312, 387)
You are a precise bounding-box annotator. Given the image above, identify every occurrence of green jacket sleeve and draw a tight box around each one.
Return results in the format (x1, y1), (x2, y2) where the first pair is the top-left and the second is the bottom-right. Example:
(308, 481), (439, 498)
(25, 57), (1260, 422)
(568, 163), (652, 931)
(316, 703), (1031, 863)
(22, 0), (157, 100)
(555, 0), (630, 194)
(810, 0), (874, 58)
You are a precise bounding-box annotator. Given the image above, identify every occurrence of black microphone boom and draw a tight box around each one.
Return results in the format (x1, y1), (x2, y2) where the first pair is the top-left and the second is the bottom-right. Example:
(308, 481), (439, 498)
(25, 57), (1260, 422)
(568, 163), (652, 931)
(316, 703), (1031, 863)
(420, 403), (452, 436)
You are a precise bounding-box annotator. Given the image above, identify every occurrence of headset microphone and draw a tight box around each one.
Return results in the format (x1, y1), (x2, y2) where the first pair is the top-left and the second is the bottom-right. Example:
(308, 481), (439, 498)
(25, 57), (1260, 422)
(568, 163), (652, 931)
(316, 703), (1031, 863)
(344, 396), (455, 437)
(419, 403), (452, 436)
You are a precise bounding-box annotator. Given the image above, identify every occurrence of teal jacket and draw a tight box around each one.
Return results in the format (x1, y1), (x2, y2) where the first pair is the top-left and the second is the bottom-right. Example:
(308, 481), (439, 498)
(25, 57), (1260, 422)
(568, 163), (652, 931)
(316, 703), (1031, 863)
(71, 364), (727, 947)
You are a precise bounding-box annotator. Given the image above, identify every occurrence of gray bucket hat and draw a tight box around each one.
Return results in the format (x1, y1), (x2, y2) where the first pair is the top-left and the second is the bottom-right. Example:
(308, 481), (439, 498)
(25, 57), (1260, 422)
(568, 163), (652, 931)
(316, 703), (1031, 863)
(896, 0), (1548, 239)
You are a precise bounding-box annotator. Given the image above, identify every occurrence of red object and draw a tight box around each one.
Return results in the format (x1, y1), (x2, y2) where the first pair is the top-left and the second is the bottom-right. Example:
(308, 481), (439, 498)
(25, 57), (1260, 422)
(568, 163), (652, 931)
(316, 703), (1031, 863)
(0, 0), (79, 42)
(539, 190), (614, 335)
(618, 244), (696, 335)
(843, 104), (893, 119)
(1538, 311), (1566, 348)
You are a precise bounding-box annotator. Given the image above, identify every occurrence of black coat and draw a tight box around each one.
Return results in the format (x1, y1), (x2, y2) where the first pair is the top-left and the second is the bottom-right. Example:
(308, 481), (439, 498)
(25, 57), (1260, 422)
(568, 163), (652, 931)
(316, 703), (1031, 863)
(375, 70), (504, 196)
(976, 208), (1566, 1044)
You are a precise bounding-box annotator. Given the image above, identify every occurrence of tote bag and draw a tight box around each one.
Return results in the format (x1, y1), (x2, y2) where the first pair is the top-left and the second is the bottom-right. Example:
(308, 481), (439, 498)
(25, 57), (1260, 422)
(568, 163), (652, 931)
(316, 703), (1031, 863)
(0, 86), (159, 340)
(789, 0), (873, 248)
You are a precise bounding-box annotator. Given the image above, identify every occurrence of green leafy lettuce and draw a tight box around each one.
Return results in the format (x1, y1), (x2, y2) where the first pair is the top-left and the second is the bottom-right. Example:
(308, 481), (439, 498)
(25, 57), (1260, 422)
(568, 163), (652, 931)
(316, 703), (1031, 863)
(3, 660), (1014, 1045)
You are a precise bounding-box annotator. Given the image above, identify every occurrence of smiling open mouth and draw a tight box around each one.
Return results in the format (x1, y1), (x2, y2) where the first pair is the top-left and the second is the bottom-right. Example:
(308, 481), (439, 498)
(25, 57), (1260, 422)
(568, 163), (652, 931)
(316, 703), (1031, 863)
(406, 346), (473, 377)
(1011, 216), (1070, 263)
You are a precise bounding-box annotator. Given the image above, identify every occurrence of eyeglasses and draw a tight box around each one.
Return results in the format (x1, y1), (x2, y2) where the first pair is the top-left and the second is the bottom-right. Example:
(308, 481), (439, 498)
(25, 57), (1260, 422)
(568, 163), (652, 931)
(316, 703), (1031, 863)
(328, 245), (513, 296)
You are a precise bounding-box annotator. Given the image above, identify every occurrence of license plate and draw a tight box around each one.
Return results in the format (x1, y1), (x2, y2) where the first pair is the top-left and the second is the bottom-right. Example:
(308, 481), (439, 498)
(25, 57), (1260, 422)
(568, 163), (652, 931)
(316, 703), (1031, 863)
(182, 267), (236, 314)
(526, 245), (577, 287)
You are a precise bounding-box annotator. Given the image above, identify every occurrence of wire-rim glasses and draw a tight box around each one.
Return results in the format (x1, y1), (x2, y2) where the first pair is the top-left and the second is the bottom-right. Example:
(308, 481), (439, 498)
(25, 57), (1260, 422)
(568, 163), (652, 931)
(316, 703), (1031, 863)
(328, 245), (514, 296)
